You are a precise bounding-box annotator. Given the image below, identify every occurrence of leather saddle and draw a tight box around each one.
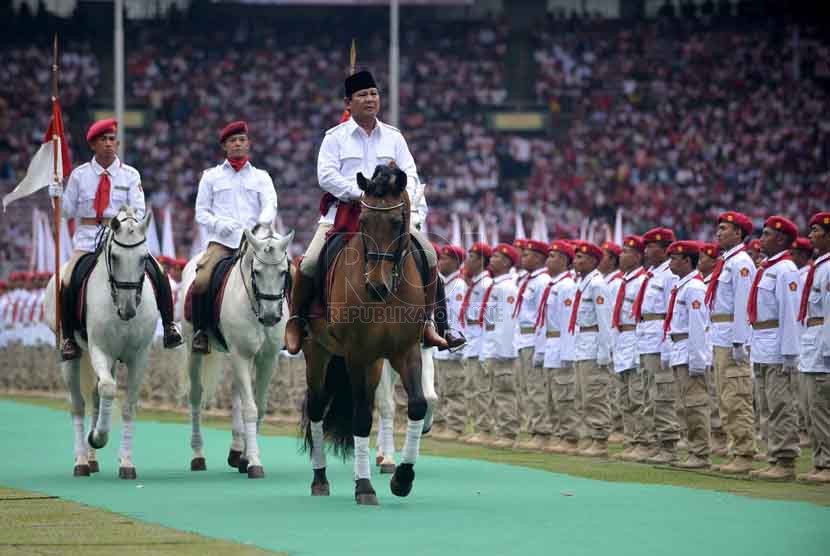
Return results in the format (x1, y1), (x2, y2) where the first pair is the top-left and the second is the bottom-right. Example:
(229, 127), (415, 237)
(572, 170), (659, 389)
(184, 255), (236, 351)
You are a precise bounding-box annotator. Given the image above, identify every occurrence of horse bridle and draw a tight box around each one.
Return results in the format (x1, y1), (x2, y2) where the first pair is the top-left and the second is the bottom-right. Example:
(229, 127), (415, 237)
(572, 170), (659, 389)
(105, 215), (147, 305)
(239, 236), (290, 325)
(359, 197), (409, 294)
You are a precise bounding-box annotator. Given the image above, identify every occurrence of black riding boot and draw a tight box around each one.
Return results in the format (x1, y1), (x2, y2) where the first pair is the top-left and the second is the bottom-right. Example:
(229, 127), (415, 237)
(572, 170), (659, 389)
(191, 292), (210, 354)
(145, 257), (183, 348)
(60, 281), (81, 361)
(434, 276), (465, 351)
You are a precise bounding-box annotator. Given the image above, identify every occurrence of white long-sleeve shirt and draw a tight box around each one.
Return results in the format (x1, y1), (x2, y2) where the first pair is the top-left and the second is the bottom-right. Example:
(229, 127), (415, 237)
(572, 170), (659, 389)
(635, 259), (676, 357)
(571, 269), (613, 364)
(514, 267), (549, 349)
(749, 251), (801, 365)
(612, 266), (647, 373)
(462, 270), (492, 359)
(434, 270), (467, 362)
(482, 274), (519, 360)
(541, 270), (577, 369)
(667, 271), (709, 371)
(317, 117), (426, 225)
(195, 160), (277, 249)
(710, 244), (756, 348)
(800, 253), (830, 373)
(62, 156), (144, 253)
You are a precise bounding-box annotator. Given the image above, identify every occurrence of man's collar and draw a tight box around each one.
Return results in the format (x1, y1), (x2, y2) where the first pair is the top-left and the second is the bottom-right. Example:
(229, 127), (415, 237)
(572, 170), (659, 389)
(724, 243), (744, 258)
(492, 272), (512, 283)
(580, 268), (600, 285)
(677, 270), (701, 288)
(445, 270), (462, 282)
(625, 266), (644, 280)
(473, 270), (490, 282)
(91, 156), (120, 176)
(766, 250), (788, 264)
(529, 267), (547, 278)
(815, 252), (830, 265)
(552, 270), (571, 282)
(349, 116), (381, 137)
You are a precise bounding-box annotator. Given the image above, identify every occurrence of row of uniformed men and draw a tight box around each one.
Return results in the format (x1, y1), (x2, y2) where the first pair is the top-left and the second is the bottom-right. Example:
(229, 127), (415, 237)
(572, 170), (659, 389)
(428, 210), (830, 483)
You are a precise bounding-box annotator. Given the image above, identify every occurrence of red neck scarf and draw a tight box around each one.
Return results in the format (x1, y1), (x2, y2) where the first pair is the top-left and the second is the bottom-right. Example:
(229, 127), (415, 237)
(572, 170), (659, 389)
(478, 280), (497, 325)
(534, 271), (572, 330)
(458, 273), (488, 327)
(663, 273), (702, 338)
(228, 156), (249, 172)
(747, 253), (793, 325)
(512, 269), (547, 318)
(612, 268), (646, 329)
(92, 171), (111, 223)
(631, 271), (654, 323)
(704, 245), (745, 308)
(567, 288), (583, 334)
(798, 256), (829, 323)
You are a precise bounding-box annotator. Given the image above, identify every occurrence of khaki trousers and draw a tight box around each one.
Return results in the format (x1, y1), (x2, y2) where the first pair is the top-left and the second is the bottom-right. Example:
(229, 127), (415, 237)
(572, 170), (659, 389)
(712, 346), (756, 457)
(517, 346), (534, 429)
(526, 363), (553, 436)
(484, 358), (520, 439)
(298, 223), (333, 277)
(797, 373), (810, 433)
(193, 242), (235, 294)
(436, 358), (467, 435)
(648, 357), (680, 444)
(753, 363), (800, 463)
(640, 353), (660, 445)
(801, 372), (830, 469)
(674, 365), (711, 457)
(611, 375), (623, 433)
(552, 366), (579, 440)
(575, 359), (612, 440)
(464, 357), (491, 433)
(704, 365), (722, 435)
(61, 250), (87, 286)
(617, 368), (645, 447)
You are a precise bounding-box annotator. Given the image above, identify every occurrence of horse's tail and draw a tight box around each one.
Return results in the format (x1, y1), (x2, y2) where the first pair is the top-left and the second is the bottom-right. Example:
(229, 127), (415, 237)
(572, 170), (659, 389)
(200, 353), (224, 409)
(79, 354), (97, 409)
(301, 355), (354, 459)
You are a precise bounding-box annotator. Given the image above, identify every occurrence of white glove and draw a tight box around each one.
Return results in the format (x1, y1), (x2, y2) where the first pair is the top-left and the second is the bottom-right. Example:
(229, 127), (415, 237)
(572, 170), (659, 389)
(48, 183), (62, 198)
(732, 344), (749, 363)
(217, 219), (240, 238)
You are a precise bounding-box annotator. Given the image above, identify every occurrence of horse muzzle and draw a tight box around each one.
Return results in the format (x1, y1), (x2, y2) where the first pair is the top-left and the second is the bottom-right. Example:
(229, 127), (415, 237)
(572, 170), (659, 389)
(117, 306), (137, 321)
(366, 281), (390, 301)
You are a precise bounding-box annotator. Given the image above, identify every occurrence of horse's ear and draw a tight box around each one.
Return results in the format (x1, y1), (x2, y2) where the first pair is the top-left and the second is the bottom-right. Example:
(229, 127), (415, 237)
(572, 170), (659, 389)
(244, 228), (263, 251)
(275, 230), (294, 254)
(110, 216), (121, 232)
(393, 168), (407, 193)
(140, 210), (152, 234)
(357, 172), (369, 192)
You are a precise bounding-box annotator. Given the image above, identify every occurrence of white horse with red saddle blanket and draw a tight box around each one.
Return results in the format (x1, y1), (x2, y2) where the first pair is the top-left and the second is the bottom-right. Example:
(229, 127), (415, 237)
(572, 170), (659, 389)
(178, 227), (293, 478)
(44, 207), (159, 479)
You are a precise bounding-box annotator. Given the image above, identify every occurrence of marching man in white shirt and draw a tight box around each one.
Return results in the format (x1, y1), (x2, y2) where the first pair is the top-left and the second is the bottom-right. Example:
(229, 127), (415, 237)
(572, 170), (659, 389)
(796, 212), (830, 483)
(568, 241), (614, 457)
(432, 244), (468, 441)
(610, 236), (649, 461)
(664, 241), (712, 469)
(481, 244), (521, 448)
(192, 120), (278, 353)
(748, 216), (802, 481)
(698, 242), (725, 457)
(56, 118), (182, 361)
(459, 243), (493, 445)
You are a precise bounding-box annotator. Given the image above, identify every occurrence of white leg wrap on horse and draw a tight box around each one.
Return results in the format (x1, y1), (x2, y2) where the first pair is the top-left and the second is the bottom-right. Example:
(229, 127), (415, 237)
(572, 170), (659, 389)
(96, 396), (114, 433)
(231, 431), (244, 452)
(190, 410), (203, 451)
(354, 436), (371, 480)
(380, 416), (395, 458)
(231, 395), (244, 434)
(375, 417), (384, 454)
(310, 421), (326, 469)
(119, 420), (135, 460)
(72, 415), (86, 458)
(401, 419), (424, 464)
(244, 421), (259, 458)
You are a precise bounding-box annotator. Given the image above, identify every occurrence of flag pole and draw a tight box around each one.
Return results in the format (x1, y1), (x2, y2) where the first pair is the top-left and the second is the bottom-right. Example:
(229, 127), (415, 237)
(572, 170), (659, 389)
(51, 34), (62, 349)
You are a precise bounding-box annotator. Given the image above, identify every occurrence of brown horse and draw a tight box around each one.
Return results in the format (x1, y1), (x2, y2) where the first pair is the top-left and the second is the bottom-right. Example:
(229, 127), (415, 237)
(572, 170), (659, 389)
(301, 165), (428, 506)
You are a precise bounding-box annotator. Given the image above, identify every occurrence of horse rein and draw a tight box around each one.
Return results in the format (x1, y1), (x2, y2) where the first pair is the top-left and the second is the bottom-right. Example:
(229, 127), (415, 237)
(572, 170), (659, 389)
(239, 235), (290, 326)
(359, 197), (409, 294)
(104, 215), (147, 304)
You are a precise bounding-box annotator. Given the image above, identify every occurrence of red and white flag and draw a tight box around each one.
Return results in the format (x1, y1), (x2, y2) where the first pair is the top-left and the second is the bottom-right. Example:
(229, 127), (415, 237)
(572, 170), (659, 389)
(2, 99), (71, 211)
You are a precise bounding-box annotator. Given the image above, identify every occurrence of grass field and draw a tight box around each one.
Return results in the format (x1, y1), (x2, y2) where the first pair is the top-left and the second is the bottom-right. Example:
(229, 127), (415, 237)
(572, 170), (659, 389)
(1, 392), (827, 555)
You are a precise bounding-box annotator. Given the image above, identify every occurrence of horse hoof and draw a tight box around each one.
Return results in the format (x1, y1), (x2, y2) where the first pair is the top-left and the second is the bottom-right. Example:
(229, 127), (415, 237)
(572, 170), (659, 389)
(355, 478), (378, 505)
(73, 464), (91, 477)
(227, 449), (242, 469)
(247, 465), (265, 479)
(190, 457), (207, 471)
(87, 430), (107, 450)
(118, 467), (137, 480)
(238, 458), (249, 474)
(375, 454), (384, 466)
(356, 493), (379, 506)
(390, 463), (414, 498)
(88, 461), (100, 473)
(380, 463), (396, 474)
(311, 481), (330, 496)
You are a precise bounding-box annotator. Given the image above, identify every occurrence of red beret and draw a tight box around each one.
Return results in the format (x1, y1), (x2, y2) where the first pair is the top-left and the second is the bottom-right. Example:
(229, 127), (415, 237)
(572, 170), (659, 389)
(525, 239), (550, 255)
(0, 281), (7, 289)
(748, 239), (762, 251)
(441, 245), (466, 263)
(791, 237), (813, 252)
(667, 240), (700, 256)
(809, 212), (830, 228)
(549, 240), (575, 260)
(700, 242), (720, 258)
(718, 211), (753, 236)
(37, 271), (52, 280)
(86, 118), (117, 142)
(764, 216), (798, 240)
(573, 240), (603, 261)
(622, 235), (645, 252)
(219, 120), (248, 143)
(494, 243), (520, 266)
(513, 238), (527, 250)
(469, 242), (492, 258)
(642, 227), (676, 245)
(601, 241), (622, 257)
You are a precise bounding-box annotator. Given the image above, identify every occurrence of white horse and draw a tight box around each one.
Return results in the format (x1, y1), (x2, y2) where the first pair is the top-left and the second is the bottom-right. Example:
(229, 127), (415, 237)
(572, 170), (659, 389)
(375, 349), (438, 473)
(179, 227), (293, 479)
(45, 207), (159, 479)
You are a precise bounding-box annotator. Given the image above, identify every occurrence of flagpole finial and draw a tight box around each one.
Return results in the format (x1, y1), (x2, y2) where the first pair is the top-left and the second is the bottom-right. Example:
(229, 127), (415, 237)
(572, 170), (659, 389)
(349, 39), (357, 75)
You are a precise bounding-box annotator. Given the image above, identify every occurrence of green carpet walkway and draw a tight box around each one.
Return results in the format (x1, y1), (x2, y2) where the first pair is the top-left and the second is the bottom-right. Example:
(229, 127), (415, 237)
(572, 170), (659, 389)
(0, 400), (827, 556)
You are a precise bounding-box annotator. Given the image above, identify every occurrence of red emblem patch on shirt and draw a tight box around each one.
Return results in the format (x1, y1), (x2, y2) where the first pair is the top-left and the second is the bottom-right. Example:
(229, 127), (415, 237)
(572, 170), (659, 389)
(455, 294), (463, 301)
(507, 296), (515, 304)
(740, 267), (749, 277)
(596, 295), (604, 305)
(691, 300), (701, 310)
(564, 298), (573, 307)
(788, 281), (797, 292)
